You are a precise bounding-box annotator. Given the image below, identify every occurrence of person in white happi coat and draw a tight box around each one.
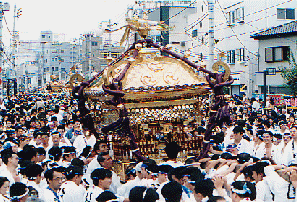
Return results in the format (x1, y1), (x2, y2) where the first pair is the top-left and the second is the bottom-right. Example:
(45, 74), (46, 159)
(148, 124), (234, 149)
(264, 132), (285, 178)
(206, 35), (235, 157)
(85, 152), (121, 194)
(158, 142), (184, 168)
(84, 140), (108, 185)
(60, 146), (76, 168)
(0, 149), (22, 185)
(61, 166), (86, 202)
(24, 163), (44, 199)
(251, 161), (273, 202)
(96, 152), (122, 195)
(85, 168), (112, 202)
(282, 126), (297, 166)
(73, 126), (96, 156)
(40, 167), (64, 202)
(230, 126), (253, 155)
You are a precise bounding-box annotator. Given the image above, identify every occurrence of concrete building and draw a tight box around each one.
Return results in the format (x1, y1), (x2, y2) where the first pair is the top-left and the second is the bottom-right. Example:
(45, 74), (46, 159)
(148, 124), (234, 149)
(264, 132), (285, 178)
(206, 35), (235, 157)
(251, 20), (297, 95)
(183, 0), (297, 97)
(147, 1), (196, 53)
(81, 33), (124, 79)
(16, 31), (82, 90)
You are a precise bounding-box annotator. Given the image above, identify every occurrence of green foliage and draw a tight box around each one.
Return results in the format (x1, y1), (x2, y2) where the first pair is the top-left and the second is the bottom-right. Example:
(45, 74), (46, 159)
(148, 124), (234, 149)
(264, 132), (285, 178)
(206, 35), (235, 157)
(280, 52), (297, 96)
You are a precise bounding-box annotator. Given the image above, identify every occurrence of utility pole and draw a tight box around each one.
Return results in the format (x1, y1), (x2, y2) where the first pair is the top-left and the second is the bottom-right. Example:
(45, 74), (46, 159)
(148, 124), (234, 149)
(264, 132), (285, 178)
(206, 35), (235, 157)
(0, 2), (10, 98)
(109, 19), (112, 58)
(11, 5), (21, 94)
(208, 0), (215, 70)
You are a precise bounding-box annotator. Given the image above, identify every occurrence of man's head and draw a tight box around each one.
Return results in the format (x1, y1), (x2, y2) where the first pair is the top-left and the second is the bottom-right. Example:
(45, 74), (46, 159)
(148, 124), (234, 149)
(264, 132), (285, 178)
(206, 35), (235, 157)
(290, 125), (297, 140)
(164, 142), (181, 160)
(251, 161), (269, 183)
(51, 132), (62, 147)
(157, 165), (173, 184)
(91, 168), (112, 190)
(262, 131), (273, 145)
(97, 152), (113, 170)
(62, 146), (76, 162)
(194, 179), (214, 201)
(65, 166), (83, 186)
(93, 140), (108, 154)
(161, 181), (182, 202)
(231, 126), (244, 141)
(1, 149), (18, 168)
(44, 167), (65, 191)
(24, 163), (43, 184)
(10, 182), (29, 202)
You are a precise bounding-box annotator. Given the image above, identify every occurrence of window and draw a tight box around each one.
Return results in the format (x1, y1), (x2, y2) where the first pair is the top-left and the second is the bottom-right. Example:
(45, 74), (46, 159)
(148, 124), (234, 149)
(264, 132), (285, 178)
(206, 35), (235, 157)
(227, 11), (235, 25)
(227, 50), (236, 64)
(41, 35), (45, 39)
(265, 46), (290, 62)
(27, 78), (31, 84)
(92, 42), (98, 46)
(61, 50), (64, 53)
(200, 22), (203, 28)
(277, 8), (295, 19)
(55, 67), (59, 71)
(227, 7), (244, 25)
(236, 7), (244, 22)
(52, 67), (55, 72)
(237, 48), (245, 62)
(192, 29), (198, 38)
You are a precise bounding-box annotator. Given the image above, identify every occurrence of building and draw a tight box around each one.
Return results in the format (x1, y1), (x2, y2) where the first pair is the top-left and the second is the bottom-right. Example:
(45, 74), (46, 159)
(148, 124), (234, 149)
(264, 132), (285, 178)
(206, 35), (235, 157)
(251, 20), (297, 95)
(147, 1), (196, 53)
(183, 0), (297, 97)
(16, 31), (82, 90)
(81, 33), (124, 79)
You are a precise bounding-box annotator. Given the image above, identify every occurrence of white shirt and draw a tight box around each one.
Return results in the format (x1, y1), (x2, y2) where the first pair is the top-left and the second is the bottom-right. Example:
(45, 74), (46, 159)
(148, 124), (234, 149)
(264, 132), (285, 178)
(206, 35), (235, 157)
(0, 165), (22, 185)
(84, 157), (102, 185)
(84, 185), (104, 202)
(117, 177), (148, 198)
(61, 181), (86, 202)
(264, 166), (292, 202)
(0, 195), (9, 202)
(158, 160), (184, 168)
(26, 180), (44, 199)
(237, 139), (253, 155)
(40, 187), (63, 202)
(73, 135), (96, 156)
(255, 179), (273, 202)
(282, 139), (297, 166)
(110, 171), (122, 194)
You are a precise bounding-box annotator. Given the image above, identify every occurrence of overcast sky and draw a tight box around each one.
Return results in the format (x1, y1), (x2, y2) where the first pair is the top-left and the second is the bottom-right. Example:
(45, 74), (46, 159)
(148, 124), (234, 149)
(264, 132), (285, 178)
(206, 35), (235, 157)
(3, 0), (135, 45)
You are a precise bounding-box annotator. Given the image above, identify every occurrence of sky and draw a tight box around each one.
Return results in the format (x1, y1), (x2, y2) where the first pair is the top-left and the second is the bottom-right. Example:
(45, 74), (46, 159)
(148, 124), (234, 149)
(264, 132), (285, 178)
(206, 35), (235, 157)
(3, 0), (135, 46)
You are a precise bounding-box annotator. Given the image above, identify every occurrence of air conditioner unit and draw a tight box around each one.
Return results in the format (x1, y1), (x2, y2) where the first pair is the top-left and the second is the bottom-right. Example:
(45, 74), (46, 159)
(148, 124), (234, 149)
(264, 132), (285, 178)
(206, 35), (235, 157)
(181, 41), (186, 47)
(3, 2), (10, 11)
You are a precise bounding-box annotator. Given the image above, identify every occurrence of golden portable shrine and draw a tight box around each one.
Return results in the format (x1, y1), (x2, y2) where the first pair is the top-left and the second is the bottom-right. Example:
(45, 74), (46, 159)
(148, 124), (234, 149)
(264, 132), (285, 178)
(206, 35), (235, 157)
(84, 47), (209, 160)
(73, 17), (234, 162)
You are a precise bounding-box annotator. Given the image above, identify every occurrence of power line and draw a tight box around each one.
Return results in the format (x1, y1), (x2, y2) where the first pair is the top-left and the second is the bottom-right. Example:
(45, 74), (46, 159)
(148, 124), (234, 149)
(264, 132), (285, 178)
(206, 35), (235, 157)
(214, 0), (293, 29)
(216, 0), (257, 57)
(3, 16), (13, 36)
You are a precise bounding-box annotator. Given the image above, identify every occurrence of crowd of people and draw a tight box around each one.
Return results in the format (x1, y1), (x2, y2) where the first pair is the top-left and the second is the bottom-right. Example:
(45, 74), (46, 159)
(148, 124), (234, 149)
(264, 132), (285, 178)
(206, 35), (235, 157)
(1, 92), (297, 202)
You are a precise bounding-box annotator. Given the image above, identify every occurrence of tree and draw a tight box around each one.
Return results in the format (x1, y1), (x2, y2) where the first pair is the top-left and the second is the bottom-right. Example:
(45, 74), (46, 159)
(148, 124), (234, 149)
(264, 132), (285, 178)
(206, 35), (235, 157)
(280, 52), (297, 96)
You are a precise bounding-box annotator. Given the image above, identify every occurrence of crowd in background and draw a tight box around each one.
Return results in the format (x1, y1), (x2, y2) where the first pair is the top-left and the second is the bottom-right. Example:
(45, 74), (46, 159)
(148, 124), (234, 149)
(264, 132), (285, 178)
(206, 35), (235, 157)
(1, 92), (297, 202)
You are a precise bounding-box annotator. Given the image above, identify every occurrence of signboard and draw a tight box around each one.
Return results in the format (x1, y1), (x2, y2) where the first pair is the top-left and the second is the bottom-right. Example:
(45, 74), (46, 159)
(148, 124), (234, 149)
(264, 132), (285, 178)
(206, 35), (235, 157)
(266, 68), (276, 75)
